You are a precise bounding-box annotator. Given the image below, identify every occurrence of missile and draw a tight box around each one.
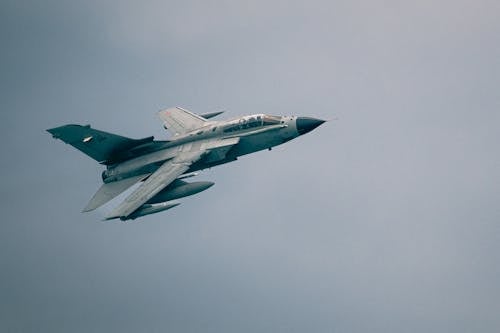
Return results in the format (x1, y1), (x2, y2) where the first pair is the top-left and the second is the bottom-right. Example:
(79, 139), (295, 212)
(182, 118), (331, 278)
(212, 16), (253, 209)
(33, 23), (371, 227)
(147, 180), (214, 204)
(104, 180), (213, 221)
(124, 202), (180, 220)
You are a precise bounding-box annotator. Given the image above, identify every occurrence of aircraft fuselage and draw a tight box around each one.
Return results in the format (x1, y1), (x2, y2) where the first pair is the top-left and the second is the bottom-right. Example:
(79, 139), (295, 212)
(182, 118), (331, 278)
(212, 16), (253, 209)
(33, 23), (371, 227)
(103, 114), (315, 183)
(48, 107), (325, 220)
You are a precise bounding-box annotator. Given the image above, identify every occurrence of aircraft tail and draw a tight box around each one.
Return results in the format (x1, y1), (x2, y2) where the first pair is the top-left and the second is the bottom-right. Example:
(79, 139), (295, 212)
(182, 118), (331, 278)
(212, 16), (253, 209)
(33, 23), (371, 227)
(47, 124), (154, 165)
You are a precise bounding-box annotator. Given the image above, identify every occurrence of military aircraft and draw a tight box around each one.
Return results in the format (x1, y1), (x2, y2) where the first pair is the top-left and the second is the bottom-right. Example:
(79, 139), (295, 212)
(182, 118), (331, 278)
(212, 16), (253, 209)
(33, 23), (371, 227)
(47, 107), (325, 220)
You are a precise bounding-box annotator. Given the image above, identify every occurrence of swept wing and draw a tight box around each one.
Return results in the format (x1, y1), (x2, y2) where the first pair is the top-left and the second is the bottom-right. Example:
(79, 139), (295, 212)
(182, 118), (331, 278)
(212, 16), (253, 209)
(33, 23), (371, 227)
(83, 173), (151, 212)
(158, 107), (208, 136)
(105, 149), (206, 220)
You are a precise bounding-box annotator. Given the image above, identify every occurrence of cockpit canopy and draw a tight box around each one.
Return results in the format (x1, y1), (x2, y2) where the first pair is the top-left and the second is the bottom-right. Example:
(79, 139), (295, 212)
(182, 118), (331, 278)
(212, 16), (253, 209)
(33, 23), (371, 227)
(223, 114), (282, 133)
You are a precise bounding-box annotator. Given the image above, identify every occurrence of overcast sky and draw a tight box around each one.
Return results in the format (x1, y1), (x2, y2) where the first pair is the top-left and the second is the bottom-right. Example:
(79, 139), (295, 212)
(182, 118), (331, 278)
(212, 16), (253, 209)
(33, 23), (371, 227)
(1, 0), (499, 332)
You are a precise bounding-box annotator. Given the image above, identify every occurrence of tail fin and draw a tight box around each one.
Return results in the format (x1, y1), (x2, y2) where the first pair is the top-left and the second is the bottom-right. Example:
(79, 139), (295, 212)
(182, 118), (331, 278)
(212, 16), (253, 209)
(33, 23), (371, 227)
(47, 124), (153, 165)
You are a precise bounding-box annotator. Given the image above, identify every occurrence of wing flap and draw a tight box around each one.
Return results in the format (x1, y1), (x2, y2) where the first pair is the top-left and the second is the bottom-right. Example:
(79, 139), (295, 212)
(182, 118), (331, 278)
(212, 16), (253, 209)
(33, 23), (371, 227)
(82, 173), (151, 212)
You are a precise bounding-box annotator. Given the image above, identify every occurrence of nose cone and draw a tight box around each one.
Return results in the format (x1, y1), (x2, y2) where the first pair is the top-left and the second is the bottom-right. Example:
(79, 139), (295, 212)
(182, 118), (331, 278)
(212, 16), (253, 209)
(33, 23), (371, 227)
(296, 117), (326, 135)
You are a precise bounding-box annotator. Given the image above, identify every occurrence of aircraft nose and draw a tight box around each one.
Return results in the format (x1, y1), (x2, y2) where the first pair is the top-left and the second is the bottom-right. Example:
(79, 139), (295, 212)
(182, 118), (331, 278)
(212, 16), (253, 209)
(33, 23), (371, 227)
(296, 117), (326, 135)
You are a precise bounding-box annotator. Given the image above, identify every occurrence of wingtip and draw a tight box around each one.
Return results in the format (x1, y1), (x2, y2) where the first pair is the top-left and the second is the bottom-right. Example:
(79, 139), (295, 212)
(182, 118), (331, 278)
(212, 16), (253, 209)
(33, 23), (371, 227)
(104, 211), (120, 220)
(82, 207), (94, 213)
(47, 128), (62, 140)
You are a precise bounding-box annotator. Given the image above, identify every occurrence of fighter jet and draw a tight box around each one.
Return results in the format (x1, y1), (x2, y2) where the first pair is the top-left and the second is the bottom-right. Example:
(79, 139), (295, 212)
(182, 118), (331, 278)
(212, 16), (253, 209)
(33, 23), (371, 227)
(47, 107), (325, 220)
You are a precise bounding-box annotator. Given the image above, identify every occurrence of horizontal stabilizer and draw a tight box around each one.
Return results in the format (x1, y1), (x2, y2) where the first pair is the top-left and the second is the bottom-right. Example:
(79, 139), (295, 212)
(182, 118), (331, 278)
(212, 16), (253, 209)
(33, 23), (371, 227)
(83, 173), (150, 212)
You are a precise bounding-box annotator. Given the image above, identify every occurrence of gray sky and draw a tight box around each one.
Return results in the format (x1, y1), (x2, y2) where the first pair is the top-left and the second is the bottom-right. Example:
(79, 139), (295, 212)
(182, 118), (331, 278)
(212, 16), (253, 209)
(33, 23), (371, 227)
(1, 0), (499, 332)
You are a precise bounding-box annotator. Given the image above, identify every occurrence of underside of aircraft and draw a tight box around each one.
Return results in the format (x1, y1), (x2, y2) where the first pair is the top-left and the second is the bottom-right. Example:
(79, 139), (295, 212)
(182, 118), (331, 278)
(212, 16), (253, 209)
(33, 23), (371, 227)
(48, 107), (325, 220)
